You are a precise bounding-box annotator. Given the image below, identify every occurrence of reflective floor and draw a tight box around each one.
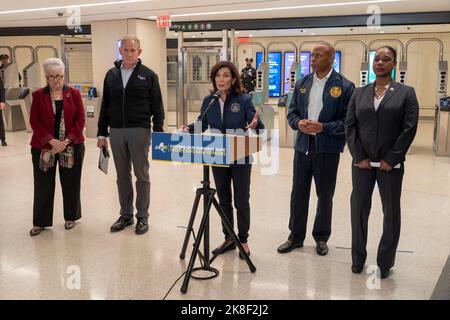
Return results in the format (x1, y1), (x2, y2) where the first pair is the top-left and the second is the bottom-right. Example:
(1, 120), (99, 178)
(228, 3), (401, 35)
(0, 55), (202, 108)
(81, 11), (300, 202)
(0, 120), (449, 300)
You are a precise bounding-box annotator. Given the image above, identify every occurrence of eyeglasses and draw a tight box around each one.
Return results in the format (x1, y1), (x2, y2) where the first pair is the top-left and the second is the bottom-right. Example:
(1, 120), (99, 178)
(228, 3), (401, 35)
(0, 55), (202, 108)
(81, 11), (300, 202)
(46, 75), (64, 81)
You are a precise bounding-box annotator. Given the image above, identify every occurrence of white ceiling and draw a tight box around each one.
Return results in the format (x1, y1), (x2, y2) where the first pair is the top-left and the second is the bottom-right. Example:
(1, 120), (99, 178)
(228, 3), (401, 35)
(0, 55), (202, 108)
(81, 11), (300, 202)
(0, 0), (449, 28)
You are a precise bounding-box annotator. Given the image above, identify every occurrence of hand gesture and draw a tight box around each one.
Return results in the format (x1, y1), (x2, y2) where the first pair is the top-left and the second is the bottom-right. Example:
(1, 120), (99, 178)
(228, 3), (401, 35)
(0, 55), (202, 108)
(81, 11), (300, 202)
(246, 112), (259, 129)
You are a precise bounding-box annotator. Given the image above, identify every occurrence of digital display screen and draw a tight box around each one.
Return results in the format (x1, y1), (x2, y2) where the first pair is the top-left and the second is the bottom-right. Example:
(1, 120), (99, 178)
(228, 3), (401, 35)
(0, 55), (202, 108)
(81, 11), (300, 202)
(255, 52), (282, 97)
(256, 51), (262, 69)
(283, 52), (312, 94)
(368, 50), (395, 84)
(116, 40), (122, 60)
(268, 52), (282, 97)
(284, 52), (295, 94)
(334, 50), (341, 73)
(300, 51), (311, 78)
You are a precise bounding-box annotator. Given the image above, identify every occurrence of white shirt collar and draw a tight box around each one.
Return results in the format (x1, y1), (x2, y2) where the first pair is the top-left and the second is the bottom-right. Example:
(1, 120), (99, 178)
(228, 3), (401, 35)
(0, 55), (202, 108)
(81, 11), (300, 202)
(314, 68), (333, 82)
(121, 62), (137, 70)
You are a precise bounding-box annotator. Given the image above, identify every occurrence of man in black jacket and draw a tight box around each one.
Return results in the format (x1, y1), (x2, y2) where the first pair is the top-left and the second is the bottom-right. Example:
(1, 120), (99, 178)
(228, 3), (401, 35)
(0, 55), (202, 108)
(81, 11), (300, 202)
(0, 76), (6, 146)
(97, 35), (164, 235)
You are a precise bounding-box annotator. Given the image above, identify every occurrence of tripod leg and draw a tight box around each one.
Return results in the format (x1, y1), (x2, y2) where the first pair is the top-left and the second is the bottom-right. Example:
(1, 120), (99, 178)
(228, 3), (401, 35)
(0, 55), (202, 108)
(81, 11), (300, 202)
(181, 192), (215, 294)
(180, 189), (202, 260)
(212, 197), (256, 273)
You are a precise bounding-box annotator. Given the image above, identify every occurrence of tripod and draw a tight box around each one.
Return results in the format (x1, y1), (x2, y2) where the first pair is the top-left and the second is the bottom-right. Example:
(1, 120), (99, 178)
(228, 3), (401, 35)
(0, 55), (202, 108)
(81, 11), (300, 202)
(179, 165), (256, 294)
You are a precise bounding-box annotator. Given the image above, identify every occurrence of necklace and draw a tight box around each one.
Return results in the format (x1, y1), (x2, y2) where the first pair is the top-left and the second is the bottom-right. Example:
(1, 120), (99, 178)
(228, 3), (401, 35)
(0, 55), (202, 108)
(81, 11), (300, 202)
(50, 89), (63, 100)
(375, 86), (388, 99)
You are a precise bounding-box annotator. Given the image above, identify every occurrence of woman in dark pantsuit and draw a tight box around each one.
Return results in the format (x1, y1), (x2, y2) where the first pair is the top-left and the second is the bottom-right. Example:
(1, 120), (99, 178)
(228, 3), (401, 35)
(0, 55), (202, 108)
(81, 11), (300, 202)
(181, 61), (264, 258)
(29, 58), (85, 236)
(345, 46), (419, 279)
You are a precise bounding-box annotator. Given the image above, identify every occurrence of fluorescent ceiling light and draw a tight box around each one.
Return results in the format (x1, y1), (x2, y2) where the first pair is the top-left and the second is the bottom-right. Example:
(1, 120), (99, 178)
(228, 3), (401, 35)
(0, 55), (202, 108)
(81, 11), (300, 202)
(157, 0), (402, 19)
(0, 0), (152, 15)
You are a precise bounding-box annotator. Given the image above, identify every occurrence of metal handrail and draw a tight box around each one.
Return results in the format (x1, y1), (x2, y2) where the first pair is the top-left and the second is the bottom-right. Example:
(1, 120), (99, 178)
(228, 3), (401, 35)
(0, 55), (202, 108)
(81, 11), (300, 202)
(267, 41), (298, 62)
(334, 40), (368, 62)
(367, 39), (405, 62)
(405, 38), (444, 62)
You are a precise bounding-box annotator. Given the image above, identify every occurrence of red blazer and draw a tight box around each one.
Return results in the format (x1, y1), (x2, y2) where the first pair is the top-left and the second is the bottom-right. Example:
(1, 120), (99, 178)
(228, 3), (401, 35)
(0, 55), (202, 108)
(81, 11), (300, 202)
(30, 86), (85, 149)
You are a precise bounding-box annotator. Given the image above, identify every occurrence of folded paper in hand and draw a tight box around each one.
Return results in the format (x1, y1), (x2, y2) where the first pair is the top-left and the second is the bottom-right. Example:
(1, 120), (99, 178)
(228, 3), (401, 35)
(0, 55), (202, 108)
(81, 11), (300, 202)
(98, 148), (110, 174)
(370, 162), (401, 169)
(353, 162), (401, 169)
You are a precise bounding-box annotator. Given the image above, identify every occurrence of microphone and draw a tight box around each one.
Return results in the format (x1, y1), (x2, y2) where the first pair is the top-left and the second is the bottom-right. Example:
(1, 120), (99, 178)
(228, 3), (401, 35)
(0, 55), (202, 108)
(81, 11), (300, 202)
(200, 90), (222, 121)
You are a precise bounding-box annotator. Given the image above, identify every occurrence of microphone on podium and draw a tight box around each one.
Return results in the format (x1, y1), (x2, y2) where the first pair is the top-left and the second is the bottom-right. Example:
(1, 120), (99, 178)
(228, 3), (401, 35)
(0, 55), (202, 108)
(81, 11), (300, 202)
(200, 90), (222, 121)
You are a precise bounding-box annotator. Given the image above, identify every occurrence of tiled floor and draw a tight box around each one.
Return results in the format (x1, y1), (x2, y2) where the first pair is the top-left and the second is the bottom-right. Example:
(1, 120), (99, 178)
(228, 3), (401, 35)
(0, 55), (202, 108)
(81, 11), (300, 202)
(0, 120), (449, 299)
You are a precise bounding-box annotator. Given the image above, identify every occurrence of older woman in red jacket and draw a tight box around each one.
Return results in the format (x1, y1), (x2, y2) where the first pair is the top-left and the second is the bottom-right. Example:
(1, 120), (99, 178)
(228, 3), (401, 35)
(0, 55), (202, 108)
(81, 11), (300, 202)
(29, 58), (85, 236)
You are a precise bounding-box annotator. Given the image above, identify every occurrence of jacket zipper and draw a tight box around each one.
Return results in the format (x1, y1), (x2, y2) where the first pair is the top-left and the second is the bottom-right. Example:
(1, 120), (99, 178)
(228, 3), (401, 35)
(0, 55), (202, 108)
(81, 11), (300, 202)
(122, 88), (126, 128)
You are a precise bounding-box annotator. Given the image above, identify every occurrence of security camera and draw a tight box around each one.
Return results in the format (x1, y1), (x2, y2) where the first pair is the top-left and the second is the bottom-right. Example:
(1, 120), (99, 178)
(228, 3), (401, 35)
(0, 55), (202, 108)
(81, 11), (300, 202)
(56, 11), (64, 17)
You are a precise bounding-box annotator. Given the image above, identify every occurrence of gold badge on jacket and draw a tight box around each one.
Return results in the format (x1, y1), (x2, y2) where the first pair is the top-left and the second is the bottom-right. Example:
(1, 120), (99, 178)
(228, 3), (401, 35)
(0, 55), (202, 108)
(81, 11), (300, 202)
(299, 88), (307, 94)
(329, 86), (342, 98)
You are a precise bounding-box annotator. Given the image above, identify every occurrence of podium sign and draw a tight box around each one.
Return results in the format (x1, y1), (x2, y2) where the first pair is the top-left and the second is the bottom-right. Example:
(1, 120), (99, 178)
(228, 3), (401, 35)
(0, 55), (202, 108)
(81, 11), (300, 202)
(151, 132), (261, 166)
(152, 131), (260, 293)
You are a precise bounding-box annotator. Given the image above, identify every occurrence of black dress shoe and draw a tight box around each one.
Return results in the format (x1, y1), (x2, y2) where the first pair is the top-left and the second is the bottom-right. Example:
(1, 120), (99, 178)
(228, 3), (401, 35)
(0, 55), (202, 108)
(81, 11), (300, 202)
(29, 226), (45, 236)
(380, 269), (391, 279)
(351, 265), (364, 274)
(135, 218), (149, 235)
(316, 241), (329, 256)
(277, 240), (303, 254)
(1, 140), (7, 146)
(212, 241), (236, 255)
(64, 221), (76, 230)
(110, 216), (134, 232)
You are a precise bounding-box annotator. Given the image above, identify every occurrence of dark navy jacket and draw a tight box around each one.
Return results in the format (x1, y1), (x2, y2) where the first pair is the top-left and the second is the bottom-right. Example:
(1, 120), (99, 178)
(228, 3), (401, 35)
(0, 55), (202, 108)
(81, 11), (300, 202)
(287, 69), (355, 154)
(188, 92), (264, 164)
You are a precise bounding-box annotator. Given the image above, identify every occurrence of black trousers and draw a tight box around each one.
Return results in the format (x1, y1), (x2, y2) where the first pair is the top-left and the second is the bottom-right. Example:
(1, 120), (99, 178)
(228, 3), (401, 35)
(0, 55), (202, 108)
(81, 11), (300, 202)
(351, 164), (404, 271)
(0, 109), (5, 141)
(212, 164), (252, 243)
(289, 137), (340, 243)
(31, 143), (85, 227)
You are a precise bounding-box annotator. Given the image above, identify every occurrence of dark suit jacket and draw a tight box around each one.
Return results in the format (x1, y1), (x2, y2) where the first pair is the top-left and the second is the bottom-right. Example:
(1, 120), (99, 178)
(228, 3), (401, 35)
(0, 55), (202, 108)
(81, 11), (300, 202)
(287, 69), (355, 154)
(30, 85), (85, 149)
(345, 81), (419, 167)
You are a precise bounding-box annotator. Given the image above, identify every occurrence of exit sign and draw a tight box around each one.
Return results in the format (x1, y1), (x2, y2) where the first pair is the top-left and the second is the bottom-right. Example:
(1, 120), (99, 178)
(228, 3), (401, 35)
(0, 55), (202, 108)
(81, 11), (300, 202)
(156, 16), (171, 28)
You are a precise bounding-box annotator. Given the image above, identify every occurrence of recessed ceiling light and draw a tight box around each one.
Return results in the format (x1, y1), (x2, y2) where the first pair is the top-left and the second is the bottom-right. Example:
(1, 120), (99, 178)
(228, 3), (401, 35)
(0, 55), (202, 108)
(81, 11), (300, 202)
(249, 34), (253, 37)
(310, 33), (315, 35)
(0, 0), (152, 15)
(192, 35), (196, 38)
(379, 30), (385, 33)
(166, 1), (400, 18)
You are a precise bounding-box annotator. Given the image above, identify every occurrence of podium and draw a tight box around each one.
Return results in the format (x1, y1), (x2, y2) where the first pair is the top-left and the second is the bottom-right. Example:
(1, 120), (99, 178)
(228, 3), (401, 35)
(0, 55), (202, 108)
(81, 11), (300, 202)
(152, 132), (261, 293)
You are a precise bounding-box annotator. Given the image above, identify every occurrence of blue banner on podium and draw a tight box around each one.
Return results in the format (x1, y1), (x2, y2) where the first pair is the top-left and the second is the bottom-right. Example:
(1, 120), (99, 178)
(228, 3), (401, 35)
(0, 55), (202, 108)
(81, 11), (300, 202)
(152, 132), (230, 167)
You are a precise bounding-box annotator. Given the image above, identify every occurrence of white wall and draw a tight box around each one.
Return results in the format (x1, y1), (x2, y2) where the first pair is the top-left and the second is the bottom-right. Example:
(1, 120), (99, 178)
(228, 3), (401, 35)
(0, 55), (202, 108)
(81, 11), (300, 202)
(91, 19), (168, 130)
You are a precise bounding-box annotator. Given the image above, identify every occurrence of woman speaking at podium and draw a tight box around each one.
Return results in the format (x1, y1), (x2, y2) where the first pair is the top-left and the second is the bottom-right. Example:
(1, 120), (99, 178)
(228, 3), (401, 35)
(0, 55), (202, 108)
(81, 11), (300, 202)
(181, 61), (264, 259)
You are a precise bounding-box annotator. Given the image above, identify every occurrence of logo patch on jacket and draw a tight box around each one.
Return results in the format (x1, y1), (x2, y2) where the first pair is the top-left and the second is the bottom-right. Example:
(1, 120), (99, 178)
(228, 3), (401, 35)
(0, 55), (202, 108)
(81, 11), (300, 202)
(299, 88), (307, 94)
(329, 86), (342, 98)
(138, 75), (147, 80)
(231, 103), (240, 113)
